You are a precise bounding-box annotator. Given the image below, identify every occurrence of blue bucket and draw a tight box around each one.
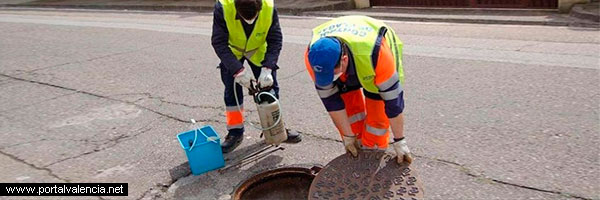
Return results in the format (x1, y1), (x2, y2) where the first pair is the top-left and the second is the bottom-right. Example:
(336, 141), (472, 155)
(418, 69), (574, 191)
(177, 125), (225, 175)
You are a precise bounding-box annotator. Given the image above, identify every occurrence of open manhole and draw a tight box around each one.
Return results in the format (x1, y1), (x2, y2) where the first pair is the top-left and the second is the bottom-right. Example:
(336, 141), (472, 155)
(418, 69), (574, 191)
(233, 166), (322, 200)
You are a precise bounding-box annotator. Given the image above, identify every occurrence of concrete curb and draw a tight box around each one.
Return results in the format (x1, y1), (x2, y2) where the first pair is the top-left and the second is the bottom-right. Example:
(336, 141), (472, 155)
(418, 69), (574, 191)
(303, 11), (600, 28)
(0, 1), (355, 15)
(279, 1), (354, 15)
(369, 6), (560, 15)
(0, 4), (212, 12)
(1, 1), (598, 28)
(570, 3), (600, 22)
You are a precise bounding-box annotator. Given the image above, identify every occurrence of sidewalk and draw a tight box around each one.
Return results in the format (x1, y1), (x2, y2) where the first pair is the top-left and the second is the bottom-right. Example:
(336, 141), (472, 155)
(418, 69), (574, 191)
(1, 0), (598, 27)
(570, 1), (600, 22)
(0, 0), (353, 14)
(304, 7), (600, 28)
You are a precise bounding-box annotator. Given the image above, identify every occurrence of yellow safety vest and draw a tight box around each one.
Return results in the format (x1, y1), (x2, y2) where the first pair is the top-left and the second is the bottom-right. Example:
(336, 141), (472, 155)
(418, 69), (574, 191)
(219, 0), (273, 66)
(310, 16), (404, 93)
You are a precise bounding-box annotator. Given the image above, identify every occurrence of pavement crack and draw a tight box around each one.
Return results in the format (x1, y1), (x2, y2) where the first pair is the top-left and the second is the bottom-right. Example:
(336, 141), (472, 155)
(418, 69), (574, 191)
(0, 139), (49, 149)
(0, 138), (98, 150)
(44, 122), (156, 168)
(278, 68), (307, 81)
(292, 129), (342, 143)
(109, 92), (152, 98)
(418, 156), (592, 200)
(44, 149), (104, 168)
(194, 118), (226, 124)
(289, 128), (592, 200)
(24, 38), (185, 74)
(0, 149), (70, 182)
(485, 178), (592, 200)
(136, 183), (170, 200)
(0, 92), (78, 113)
(516, 43), (540, 52)
(110, 92), (224, 111)
(137, 189), (152, 200)
(2, 72), (225, 128)
(0, 73), (191, 123)
(153, 96), (223, 110)
(0, 78), (14, 87)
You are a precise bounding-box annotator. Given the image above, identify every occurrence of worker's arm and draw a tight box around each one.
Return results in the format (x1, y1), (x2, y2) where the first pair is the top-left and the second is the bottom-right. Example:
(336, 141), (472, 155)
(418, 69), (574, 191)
(328, 110), (353, 136)
(330, 108), (360, 157)
(211, 2), (243, 75)
(388, 114), (404, 139)
(316, 83), (358, 155)
(374, 37), (405, 140)
(375, 36), (412, 164)
(316, 83), (354, 135)
(304, 48), (353, 136)
(261, 9), (282, 70)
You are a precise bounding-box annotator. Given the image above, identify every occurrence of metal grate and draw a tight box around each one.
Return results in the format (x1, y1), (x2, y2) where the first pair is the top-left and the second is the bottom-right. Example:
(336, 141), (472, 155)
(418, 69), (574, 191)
(308, 151), (424, 200)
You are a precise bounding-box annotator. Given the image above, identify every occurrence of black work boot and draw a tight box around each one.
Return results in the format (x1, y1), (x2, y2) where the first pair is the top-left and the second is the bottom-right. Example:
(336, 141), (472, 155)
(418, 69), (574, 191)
(284, 129), (302, 143)
(221, 134), (243, 153)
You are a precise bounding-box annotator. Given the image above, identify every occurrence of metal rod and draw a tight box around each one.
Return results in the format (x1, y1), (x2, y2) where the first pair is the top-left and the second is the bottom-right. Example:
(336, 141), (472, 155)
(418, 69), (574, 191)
(236, 146), (284, 168)
(219, 146), (284, 173)
(225, 144), (271, 162)
(241, 145), (275, 160)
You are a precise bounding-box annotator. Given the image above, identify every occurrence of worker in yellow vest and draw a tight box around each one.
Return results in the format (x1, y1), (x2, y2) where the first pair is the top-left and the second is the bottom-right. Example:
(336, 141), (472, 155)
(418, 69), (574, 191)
(211, 0), (301, 153)
(305, 16), (413, 164)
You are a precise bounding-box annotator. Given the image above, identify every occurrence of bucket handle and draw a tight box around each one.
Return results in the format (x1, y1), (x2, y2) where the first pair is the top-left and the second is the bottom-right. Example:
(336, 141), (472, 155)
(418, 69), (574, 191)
(188, 119), (217, 151)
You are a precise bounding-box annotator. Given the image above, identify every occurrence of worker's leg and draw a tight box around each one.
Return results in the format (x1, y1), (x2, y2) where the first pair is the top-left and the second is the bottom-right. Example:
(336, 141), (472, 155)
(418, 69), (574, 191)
(220, 62), (245, 153)
(339, 89), (366, 140)
(361, 90), (390, 150)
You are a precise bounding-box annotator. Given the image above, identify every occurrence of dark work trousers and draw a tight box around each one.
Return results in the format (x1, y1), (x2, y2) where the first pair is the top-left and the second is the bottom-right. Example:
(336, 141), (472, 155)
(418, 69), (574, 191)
(219, 58), (279, 136)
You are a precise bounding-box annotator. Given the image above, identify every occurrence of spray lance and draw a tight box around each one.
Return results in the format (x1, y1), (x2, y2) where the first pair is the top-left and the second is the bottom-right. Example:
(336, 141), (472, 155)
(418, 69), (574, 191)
(233, 80), (287, 146)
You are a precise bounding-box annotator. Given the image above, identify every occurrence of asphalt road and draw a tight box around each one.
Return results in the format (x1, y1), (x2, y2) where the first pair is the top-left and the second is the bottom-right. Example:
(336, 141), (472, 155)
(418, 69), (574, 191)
(0, 8), (598, 200)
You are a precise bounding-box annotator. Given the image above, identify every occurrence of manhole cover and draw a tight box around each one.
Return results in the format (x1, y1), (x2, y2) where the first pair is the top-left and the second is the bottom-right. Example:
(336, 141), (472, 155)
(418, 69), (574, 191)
(309, 150), (424, 200)
(234, 166), (322, 200)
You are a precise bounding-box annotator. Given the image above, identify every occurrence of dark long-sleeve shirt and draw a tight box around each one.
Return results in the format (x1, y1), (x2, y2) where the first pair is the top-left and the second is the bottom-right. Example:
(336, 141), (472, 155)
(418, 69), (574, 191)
(211, 2), (283, 75)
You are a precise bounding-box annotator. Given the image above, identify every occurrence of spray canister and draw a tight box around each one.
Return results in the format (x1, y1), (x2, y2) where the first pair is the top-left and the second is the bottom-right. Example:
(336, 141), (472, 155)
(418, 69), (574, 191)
(255, 91), (287, 146)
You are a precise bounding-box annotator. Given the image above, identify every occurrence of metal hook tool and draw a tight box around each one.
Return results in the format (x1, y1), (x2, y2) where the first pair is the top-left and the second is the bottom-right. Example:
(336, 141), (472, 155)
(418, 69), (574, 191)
(219, 145), (284, 173)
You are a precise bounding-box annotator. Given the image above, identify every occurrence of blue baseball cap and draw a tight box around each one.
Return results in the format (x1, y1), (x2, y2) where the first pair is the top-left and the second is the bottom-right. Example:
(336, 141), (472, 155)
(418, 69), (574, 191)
(308, 37), (341, 87)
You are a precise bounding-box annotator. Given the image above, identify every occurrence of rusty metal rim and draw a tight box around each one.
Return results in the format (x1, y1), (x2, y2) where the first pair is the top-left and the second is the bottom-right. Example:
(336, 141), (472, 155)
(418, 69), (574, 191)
(233, 165), (323, 200)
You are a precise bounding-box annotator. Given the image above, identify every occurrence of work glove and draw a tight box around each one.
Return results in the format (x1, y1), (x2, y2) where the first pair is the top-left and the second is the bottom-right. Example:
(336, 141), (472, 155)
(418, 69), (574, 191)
(257, 67), (273, 88)
(391, 138), (413, 165)
(342, 135), (360, 157)
(234, 67), (255, 89)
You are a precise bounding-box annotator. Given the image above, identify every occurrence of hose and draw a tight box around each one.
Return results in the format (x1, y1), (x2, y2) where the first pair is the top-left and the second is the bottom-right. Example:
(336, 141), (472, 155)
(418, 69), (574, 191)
(233, 81), (282, 131)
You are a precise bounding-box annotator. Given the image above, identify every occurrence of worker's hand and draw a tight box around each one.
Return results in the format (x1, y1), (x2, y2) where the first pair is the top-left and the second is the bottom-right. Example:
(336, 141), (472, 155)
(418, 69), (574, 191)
(234, 67), (255, 89)
(391, 138), (413, 165)
(342, 135), (360, 157)
(258, 67), (273, 88)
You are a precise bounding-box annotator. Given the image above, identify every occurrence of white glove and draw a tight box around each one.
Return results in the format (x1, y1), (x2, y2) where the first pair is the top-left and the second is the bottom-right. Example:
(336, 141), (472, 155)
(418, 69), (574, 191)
(391, 138), (413, 165)
(258, 67), (273, 88)
(234, 67), (255, 89)
(342, 135), (360, 157)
